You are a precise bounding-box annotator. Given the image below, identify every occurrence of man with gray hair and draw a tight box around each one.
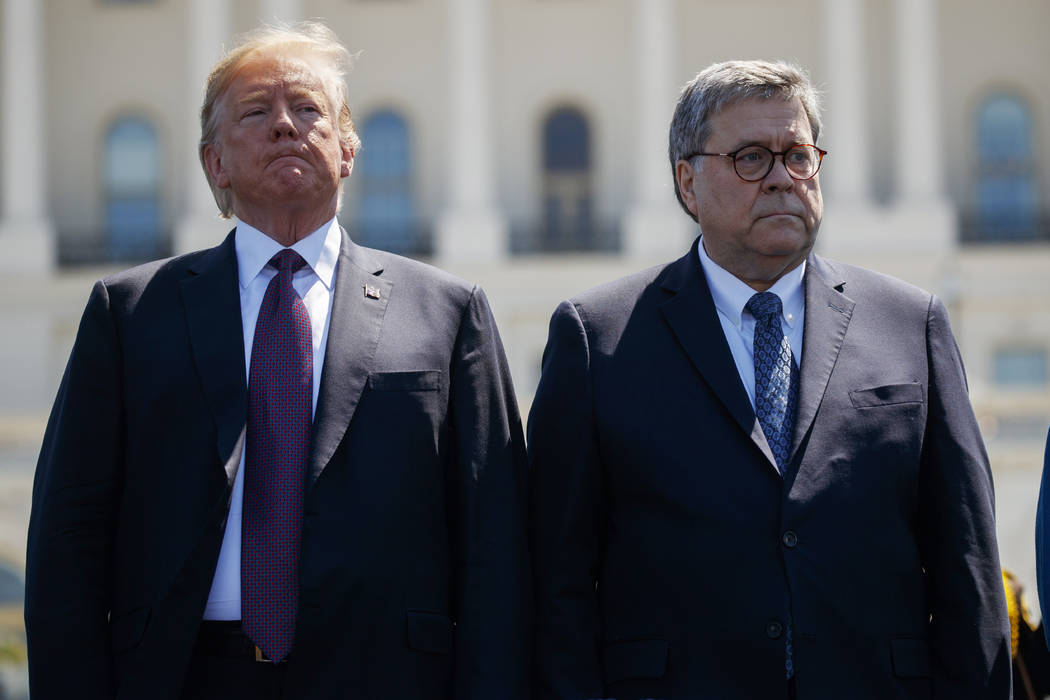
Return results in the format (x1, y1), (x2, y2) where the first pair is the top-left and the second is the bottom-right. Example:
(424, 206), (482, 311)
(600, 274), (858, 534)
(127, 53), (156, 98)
(26, 21), (529, 700)
(529, 59), (1010, 699)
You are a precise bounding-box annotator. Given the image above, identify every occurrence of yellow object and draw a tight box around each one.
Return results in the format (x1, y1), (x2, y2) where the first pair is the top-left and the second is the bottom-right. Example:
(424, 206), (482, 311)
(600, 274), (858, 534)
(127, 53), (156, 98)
(1002, 569), (1023, 659)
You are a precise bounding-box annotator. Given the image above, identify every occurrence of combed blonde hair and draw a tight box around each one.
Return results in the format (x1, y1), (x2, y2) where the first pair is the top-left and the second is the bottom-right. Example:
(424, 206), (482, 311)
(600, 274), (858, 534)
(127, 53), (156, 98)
(198, 21), (361, 219)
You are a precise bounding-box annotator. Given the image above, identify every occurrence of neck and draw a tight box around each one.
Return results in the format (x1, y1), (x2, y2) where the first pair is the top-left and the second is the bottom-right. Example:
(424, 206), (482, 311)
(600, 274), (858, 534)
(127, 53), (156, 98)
(700, 241), (808, 293)
(741, 278), (776, 293)
(738, 256), (807, 292)
(235, 203), (336, 247)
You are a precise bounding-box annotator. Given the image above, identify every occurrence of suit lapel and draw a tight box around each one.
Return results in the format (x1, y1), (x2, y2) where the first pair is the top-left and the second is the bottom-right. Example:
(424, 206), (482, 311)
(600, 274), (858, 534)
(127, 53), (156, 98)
(308, 229), (390, 490)
(179, 230), (248, 486)
(659, 239), (779, 472)
(789, 254), (855, 463)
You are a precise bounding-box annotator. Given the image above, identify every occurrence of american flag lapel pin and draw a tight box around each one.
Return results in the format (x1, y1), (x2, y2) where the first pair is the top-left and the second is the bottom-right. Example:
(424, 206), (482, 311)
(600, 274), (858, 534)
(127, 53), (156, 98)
(364, 284), (381, 300)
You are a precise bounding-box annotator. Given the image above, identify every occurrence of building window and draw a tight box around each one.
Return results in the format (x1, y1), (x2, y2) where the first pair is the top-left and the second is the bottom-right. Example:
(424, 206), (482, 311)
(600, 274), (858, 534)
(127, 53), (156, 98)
(993, 347), (1048, 387)
(104, 116), (164, 261)
(539, 106), (597, 251)
(967, 94), (1041, 242)
(352, 110), (426, 255)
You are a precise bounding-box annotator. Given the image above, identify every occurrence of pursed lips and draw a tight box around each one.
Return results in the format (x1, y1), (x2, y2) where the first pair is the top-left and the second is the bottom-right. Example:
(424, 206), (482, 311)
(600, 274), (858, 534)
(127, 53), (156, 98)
(268, 152), (310, 167)
(756, 211), (802, 220)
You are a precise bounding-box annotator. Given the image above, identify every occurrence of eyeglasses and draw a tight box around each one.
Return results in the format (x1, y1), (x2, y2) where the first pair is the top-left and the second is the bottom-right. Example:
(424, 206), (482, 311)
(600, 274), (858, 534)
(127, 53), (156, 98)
(683, 144), (827, 182)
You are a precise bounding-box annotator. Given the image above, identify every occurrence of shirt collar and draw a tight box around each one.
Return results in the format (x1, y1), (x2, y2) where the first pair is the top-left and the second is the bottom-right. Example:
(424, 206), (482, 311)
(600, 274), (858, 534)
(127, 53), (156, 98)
(235, 217), (341, 290)
(697, 235), (806, 330)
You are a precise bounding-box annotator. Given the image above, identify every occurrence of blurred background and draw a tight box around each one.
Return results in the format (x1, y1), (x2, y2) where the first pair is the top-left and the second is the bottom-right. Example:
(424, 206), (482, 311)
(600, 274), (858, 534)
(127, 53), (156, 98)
(1, 0), (1049, 695)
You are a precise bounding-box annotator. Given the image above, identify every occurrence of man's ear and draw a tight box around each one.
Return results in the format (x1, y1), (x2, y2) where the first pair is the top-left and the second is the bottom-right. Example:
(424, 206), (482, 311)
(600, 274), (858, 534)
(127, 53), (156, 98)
(675, 159), (700, 218)
(341, 145), (354, 178)
(202, 143), (229, 189)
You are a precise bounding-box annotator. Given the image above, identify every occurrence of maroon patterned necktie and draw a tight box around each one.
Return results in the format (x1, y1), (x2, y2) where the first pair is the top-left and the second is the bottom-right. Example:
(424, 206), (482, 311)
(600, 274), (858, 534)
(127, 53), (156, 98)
(242, 249), (312, 663)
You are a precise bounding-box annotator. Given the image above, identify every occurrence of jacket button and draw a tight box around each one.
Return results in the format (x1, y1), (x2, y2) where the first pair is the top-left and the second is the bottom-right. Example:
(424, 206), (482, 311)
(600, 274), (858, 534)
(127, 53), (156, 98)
(782, 530), (798, 548)
(766, 620), (784, 639)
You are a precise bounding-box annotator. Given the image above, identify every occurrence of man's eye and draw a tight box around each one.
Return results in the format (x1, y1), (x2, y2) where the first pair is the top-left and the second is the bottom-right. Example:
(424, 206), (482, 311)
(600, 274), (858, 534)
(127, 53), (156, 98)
(242, 109), (265, 119)
(739, 151), (764, 162)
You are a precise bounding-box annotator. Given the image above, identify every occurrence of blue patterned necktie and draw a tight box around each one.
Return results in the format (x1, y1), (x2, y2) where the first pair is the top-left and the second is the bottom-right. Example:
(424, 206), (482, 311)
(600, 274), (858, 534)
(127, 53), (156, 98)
(242, 249), (313, 664)
(746, 291), (799, 679)
(746, 292), (799, 474)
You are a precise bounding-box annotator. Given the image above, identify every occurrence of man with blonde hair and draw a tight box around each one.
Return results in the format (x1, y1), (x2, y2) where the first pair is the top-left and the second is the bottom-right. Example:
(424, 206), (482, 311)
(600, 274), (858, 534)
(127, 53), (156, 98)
(26, 22), (529, 700)
(529, 59), (1010, 698)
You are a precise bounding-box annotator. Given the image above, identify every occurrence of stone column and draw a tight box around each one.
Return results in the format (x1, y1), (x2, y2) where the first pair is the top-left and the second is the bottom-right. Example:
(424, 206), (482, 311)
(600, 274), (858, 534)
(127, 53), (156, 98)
(260, 0), (300, 24)
(821, 0), (954, 292)
(822, 0), (871, 204)
(889, 0), (954, 259)
(174, 0), (233, 254)
(816, 0), (881, 261)
(434, 0), (505, 263)
(622, 0), (692, 260)
(0, 0), (54, 272)
(894, 0), (943, 203)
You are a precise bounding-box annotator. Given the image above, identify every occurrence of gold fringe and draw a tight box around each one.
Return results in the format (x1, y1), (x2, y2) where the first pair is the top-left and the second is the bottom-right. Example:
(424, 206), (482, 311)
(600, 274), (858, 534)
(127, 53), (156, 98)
(1003, 569), (1021, 659)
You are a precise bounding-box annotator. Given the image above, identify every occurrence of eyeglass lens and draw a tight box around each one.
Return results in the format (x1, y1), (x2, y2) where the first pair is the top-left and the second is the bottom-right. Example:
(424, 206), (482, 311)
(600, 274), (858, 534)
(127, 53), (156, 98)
(735, 145), (821, 181)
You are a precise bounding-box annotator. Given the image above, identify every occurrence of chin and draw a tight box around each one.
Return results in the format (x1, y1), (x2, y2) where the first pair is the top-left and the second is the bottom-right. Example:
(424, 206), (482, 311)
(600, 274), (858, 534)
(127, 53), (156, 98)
(757, 230), (811, 255)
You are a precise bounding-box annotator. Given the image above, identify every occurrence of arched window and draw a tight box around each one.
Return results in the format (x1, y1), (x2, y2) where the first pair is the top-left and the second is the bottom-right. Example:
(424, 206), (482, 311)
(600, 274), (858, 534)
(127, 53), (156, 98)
(975, 94), (1038, 240)
(541, 107), (594, 251)
(353, 110), (421, 255)
(104, 116), (163, 260)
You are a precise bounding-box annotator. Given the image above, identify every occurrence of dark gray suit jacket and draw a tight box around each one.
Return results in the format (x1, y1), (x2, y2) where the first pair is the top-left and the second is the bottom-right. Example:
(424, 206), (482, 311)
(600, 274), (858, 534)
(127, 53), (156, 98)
(26, 229), (529, 699)
(529, 238), (1010, 699)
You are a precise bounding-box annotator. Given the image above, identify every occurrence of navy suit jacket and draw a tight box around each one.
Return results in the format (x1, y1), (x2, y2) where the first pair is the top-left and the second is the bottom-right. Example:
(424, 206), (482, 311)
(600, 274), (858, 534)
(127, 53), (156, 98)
(1037, 427), (1050, 648)
(26, 229), (530, 699)
(528, 238), (1010, 699)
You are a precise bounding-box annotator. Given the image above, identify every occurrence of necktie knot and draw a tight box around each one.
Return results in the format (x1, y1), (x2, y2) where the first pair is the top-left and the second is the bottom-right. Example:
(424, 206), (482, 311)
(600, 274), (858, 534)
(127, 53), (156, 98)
(746, 291), (783, 322)
(269, 249), (308, 275)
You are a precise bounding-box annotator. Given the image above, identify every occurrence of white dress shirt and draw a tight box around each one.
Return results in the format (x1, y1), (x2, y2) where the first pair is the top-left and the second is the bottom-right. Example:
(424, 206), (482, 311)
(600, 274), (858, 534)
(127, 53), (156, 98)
(203, 217), (341, 620)
(696, 236), (806, 411)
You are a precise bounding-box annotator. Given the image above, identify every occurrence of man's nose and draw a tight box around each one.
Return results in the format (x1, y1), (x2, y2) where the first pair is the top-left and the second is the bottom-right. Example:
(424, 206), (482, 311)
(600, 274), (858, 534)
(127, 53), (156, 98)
(270, 106), (298, 140)
(762, 154), (795, 192)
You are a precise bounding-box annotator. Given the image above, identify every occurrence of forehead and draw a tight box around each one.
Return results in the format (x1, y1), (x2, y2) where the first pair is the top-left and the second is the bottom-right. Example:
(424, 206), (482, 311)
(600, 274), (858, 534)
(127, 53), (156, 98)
(707, 96), (812, 145)
(226, 50), (330, 100)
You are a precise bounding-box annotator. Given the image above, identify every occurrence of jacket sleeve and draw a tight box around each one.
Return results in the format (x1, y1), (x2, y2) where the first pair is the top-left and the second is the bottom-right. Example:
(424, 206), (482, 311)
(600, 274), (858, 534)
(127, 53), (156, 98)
(918, 294), (1012, 698)
(447, 285), (531, 700)
(528, 301), (605, 699)
(25, 280), (123, 699)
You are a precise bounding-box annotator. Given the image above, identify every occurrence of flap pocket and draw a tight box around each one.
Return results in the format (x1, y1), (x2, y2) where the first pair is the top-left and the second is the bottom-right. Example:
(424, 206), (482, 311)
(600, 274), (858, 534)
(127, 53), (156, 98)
(603, 638), (669, 684)
(849, 382), (924, 408)
(110, 606), (151, 653)
(405, 609), (453, 655)
(368, 370), (443, 392)
(890, 637), (932, 678)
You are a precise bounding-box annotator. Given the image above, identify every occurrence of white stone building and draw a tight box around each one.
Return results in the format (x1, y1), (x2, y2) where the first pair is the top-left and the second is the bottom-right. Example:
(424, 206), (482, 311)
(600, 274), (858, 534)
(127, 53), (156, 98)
(0, 0), (1048, 612)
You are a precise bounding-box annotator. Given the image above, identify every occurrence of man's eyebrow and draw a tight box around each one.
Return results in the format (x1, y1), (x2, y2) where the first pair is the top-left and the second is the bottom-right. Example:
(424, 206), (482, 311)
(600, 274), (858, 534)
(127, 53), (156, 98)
(728, 138), (808, 151)
(235, 89), (269, 105)
(726, 139), (767, 151)
(288, 86), (325, 102)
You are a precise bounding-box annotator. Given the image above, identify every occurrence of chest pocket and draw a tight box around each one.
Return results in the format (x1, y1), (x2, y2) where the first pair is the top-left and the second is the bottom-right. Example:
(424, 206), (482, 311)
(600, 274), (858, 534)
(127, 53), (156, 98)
(849, 382), (924, 409)
(367, 370), (443, 392)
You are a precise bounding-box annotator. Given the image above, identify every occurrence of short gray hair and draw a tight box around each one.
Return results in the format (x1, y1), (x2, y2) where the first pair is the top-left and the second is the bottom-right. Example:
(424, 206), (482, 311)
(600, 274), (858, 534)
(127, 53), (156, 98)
(668, 60), (822, 220)
(198, 21), (362, 219)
